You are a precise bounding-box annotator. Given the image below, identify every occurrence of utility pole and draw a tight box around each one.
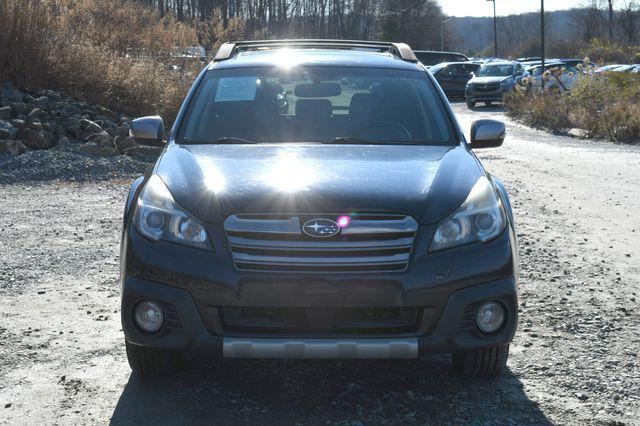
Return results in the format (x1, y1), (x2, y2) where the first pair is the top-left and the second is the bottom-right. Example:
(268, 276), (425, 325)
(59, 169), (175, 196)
(541, 0), (545, 89)
(441, 17), (454, 52)
(486, 0), (498, 57)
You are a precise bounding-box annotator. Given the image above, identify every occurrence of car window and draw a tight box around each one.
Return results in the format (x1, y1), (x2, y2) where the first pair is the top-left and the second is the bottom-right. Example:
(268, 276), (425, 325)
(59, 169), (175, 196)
(449, 64), (466, 75)
(178, 66), (456, 146)
(429, 64), (444, 75)
(440, 64), (459, 76)
(476, 65), (514, 77)
(462, 64), (479, 74)
(414, 52), (467, 66)
(414, 52), (440, 66)
(445, 54), (468, 63)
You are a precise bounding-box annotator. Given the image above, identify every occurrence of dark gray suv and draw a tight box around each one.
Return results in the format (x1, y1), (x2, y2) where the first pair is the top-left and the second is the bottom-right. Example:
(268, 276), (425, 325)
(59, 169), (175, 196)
(466, 61), (528, 107)
(120, 40), (518, 378)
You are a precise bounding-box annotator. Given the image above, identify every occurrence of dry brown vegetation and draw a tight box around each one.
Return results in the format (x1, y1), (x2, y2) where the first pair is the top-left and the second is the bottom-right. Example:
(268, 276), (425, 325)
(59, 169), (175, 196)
(0, 0), (206, 122)
(505, 72), (640, 143)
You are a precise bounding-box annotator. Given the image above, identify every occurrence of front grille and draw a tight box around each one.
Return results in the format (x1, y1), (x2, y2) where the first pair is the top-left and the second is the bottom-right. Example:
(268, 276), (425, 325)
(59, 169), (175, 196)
(457, 305), (476, 333)
(218, 306), (422, 335)
(164, 304), (183, 330)
(472, 83), (500, 92)
(223, 214), (418, 273)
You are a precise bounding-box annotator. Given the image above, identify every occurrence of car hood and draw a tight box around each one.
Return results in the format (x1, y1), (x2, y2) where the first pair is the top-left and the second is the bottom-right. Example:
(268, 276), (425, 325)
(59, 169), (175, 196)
(469, 76), (511, 84)
(154, 143), (485, 225)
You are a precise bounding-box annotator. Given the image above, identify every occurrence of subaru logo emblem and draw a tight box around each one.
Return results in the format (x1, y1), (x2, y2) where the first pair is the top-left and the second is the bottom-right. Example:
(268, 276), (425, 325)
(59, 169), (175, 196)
(302, 218), (340, 238)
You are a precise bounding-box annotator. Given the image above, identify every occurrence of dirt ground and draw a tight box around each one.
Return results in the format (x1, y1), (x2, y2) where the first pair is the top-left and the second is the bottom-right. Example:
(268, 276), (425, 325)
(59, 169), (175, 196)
(1, 102), (639, 425)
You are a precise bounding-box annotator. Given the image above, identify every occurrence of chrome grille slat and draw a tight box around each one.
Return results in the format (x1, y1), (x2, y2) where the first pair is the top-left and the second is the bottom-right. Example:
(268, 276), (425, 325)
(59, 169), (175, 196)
(223, 214), (418, 273)
(228, 235), (415, 249)
(224, 216), (301, 234)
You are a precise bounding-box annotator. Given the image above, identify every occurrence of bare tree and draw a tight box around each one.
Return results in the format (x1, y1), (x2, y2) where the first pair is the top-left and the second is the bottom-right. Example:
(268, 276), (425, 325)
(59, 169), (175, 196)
(607, 0), (615, 39)
(619, 1), (639, 42)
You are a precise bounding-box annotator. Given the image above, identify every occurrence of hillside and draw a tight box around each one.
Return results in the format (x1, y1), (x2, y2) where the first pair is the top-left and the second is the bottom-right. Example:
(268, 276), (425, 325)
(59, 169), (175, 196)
(448, 9), (578, 57)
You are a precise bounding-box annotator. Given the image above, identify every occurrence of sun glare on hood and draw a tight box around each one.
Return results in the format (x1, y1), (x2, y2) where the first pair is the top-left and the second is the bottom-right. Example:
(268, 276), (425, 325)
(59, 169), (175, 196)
(195, 157), (226, 193)
(262, 151), (318, 192)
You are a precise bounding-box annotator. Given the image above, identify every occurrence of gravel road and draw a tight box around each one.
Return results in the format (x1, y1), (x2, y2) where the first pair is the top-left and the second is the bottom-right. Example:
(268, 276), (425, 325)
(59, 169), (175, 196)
(1, 102), (639, 425)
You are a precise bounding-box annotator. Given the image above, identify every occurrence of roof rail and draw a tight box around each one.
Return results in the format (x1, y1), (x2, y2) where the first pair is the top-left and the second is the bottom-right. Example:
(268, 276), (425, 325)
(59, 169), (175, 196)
(213, 39), (418, 63)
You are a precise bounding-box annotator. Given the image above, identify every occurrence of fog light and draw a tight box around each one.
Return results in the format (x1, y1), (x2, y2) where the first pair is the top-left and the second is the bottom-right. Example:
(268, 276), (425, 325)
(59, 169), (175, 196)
(476, 302), (505, 334)
(134, 300), (164, 333)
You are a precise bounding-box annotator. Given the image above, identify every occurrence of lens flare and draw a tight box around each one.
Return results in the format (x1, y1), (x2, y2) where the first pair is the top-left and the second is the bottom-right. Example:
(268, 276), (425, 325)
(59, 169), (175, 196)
(337, 215), (350, 228)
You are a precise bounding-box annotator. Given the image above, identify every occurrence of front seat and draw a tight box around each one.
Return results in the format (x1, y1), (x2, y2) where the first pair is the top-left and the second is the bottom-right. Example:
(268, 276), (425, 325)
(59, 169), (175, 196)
(295, 99), (332, 140)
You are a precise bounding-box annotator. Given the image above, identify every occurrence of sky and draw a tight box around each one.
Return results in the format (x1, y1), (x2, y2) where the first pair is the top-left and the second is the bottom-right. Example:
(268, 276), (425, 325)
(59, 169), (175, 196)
(440, 0), (584, 17)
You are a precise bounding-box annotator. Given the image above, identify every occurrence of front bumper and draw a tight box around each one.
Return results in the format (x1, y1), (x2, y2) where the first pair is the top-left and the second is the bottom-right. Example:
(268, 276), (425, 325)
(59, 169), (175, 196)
(465, 85), (509, 103)
(121, 221), (519, 358)
(123, 275), (517, 358)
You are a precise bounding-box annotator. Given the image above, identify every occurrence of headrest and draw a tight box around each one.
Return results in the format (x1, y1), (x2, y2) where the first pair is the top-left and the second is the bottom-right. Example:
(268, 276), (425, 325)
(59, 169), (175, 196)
(349, 93), (374, 120)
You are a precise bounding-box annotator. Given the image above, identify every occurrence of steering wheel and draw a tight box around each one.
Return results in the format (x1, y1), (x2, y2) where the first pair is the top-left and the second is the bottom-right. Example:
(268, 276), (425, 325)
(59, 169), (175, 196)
(353, 121), (413, 140)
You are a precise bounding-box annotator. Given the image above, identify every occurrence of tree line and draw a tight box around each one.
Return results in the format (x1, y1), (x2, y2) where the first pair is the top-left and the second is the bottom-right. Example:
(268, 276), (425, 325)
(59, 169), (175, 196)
(135, 0), (449, 50)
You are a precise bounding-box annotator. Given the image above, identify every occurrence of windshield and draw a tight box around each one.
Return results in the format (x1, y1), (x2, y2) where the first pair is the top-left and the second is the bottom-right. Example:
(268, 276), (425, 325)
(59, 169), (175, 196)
(178, 66), (456, 146)
(476, 64), (514, 77)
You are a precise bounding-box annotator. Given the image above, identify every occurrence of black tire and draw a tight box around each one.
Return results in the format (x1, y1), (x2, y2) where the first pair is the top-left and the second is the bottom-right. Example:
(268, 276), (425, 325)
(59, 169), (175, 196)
(466, 100), (476, 108)
(126, 341), (184, 377)
(452, 344), (509, 376)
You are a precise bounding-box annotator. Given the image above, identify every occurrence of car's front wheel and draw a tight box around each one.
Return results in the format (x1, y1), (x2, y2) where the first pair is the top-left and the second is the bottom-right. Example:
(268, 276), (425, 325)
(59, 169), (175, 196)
(126, 341), (184, 377)
(466, 99), (476, 108)
(451, 344), (509, 376)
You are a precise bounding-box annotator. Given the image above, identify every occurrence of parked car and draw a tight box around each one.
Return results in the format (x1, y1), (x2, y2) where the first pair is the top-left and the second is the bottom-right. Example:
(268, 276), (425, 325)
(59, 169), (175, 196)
(120, 39), (518, 378)
(430, 62), (481, 98)
(414, 50), (469, 67)
(516, 56), (541, 62)
(465, 61), (528, 107)
(594, 64), (626, 74)
(558, 58), (597, 70)
(526, 62), (579, 92)
(609, 64), (640, 73)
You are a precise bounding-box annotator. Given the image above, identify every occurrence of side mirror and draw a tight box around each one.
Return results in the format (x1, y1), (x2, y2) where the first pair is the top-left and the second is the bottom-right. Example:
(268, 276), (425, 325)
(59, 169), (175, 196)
(469, 119), (505, 149)
(130, 116), (165, 147)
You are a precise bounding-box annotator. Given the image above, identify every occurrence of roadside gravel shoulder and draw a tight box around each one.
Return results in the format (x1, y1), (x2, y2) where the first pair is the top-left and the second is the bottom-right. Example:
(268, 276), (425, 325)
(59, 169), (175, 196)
(0, 104), (639, 424)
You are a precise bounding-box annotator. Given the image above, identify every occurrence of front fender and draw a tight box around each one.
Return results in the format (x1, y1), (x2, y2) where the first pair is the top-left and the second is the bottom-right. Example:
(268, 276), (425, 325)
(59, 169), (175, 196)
(120, 176), (145, 291)
(123, 176), (145, 224)
(489, 175), (515, 231)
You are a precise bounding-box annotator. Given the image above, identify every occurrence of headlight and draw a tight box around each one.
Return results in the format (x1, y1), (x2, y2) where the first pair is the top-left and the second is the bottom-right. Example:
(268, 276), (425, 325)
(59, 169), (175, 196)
(133, 175), (212, 250)
(501, 78), (514, 87)
(430, 176), (506, 251)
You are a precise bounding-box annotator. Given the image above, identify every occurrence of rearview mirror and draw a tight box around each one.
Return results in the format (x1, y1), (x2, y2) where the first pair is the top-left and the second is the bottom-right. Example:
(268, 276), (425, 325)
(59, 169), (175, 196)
(294, 82), (341, 98)
(130, 116), (165, 147)
(469, 119), (505, 149)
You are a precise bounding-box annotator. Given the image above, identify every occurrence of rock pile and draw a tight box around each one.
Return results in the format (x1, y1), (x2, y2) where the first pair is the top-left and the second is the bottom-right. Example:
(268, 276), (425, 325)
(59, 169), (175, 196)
(0, 82), (161, 161)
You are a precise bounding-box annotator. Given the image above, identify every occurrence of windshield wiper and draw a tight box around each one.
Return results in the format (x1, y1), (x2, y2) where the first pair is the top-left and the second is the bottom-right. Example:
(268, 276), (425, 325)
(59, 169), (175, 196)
(328, 137), (423, 145)
(328, 137), (375, 144)
(215, 137), (258, 144)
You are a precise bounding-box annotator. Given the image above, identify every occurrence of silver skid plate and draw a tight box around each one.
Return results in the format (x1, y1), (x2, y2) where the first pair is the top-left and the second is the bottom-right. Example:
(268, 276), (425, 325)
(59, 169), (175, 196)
(223, 338), (418, 359)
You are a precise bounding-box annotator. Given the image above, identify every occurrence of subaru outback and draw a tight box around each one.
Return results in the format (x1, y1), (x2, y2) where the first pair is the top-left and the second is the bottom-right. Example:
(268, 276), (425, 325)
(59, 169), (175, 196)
(120, 40), (518, 377)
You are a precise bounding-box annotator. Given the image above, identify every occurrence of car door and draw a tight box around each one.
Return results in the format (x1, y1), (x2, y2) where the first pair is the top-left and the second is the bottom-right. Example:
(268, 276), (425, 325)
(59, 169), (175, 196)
(435, 65), (455, 93)
(448, 64), (469, 94)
